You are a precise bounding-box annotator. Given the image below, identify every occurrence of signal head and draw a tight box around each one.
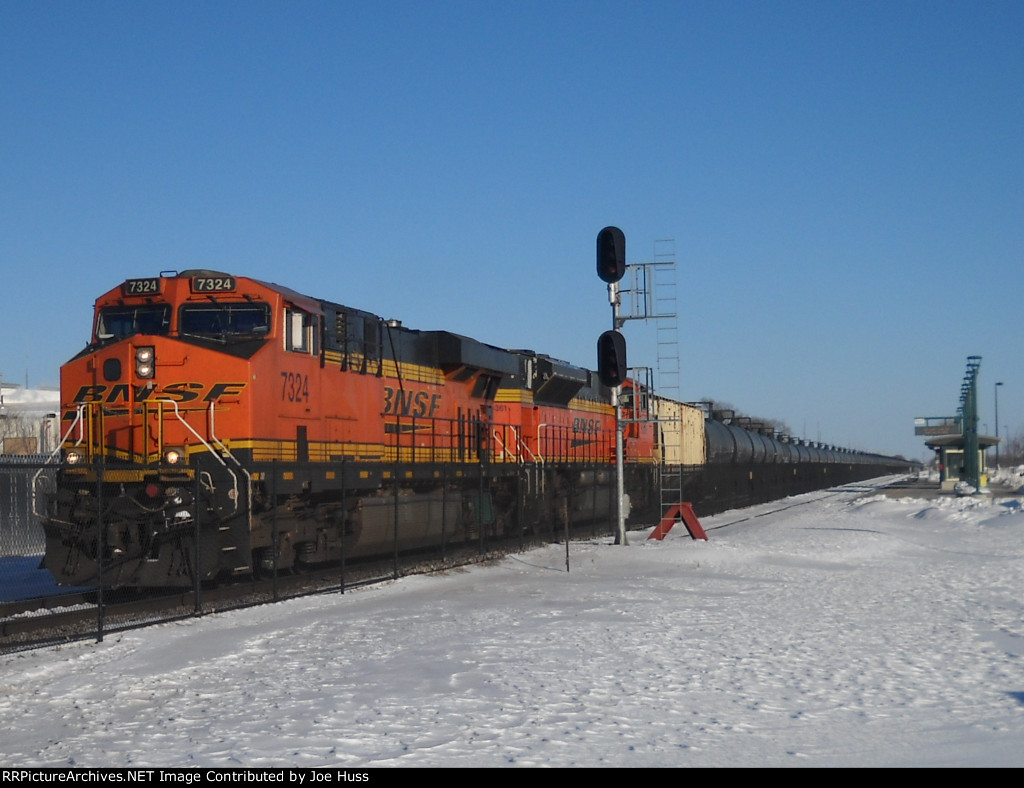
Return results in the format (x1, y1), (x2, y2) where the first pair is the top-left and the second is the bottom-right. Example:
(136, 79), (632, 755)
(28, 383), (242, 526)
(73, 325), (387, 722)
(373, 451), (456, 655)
(597, 329), (627, 388)
(596, 226), (626, 284)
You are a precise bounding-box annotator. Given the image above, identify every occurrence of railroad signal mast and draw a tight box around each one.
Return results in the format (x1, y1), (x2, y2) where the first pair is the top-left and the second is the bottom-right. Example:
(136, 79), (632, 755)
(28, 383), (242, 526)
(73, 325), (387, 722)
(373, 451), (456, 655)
(596, 226), (681, 544)
(596, 226), (629, 545)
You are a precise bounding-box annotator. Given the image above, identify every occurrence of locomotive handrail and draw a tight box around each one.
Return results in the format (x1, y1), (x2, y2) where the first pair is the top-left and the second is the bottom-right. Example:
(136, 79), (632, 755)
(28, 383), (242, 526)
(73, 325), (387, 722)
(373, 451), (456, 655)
(205, 400), (241, 469)
(516, 427), (540, 464)
(29, 403), (90, 518)
(64, 404), (88, 456)
(206, 399), (253, 528)
(69, 403), (87, 449)
(491, 426), (538, 464)
(535, 423), (550, 464)
(490, 429), (516, 462)
(157, 398), (246, 519)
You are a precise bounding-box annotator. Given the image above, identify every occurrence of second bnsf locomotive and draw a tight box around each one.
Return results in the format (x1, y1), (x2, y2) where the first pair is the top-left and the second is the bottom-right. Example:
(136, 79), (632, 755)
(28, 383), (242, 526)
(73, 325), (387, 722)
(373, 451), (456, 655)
(40, 270), (911, 588)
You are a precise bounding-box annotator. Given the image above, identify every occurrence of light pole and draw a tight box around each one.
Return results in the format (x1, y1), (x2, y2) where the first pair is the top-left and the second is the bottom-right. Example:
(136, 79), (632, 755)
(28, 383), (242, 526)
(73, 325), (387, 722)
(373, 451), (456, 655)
(995, 381), (1004, 467)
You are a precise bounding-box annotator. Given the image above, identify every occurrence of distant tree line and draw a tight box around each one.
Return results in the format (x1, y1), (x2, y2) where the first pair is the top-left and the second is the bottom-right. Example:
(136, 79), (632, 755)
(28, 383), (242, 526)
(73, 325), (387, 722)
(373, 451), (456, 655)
(0, 412), (59, 455)
(992, 426), (1024, 467)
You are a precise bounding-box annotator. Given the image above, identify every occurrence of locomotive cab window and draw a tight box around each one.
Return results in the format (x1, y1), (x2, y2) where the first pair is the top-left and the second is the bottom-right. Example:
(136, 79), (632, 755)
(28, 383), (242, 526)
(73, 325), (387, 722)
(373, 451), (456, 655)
(179, 303), (270, 341)
(285, 308), (316, 354)
(96, 305), (171, 341)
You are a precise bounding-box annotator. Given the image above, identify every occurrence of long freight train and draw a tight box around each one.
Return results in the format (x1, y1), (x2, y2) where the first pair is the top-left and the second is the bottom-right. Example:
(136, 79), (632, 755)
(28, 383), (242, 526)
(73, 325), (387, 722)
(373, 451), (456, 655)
(36, 271), (913, 588)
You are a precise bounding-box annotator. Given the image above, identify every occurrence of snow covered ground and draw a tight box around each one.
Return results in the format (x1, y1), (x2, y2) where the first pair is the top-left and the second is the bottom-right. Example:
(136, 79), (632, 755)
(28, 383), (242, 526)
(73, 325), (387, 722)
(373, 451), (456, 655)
(2, 472), (1023, 768)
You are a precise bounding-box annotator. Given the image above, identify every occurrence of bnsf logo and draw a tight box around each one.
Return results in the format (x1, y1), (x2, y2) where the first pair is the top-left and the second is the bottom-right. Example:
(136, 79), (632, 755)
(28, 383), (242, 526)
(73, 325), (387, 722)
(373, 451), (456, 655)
(383, 386), (442, 418)
(70, 382), (247, 405)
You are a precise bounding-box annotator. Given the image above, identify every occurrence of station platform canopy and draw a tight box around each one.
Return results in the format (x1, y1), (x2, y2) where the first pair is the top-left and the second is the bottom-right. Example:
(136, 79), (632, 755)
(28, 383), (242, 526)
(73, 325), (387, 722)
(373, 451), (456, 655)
(922, 433), (1001, 451)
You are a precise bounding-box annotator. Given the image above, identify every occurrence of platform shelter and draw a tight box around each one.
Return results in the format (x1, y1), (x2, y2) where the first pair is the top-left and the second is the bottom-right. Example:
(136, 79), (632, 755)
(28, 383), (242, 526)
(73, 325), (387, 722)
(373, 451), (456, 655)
(922, 431), (1000, 490)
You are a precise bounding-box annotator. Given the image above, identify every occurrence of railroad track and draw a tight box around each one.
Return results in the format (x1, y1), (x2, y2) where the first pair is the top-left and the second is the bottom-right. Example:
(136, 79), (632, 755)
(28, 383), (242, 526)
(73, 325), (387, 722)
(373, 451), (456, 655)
(3, 479), (913, 653)
(0, 541), (531, 653)
(697, 476), (911, 533)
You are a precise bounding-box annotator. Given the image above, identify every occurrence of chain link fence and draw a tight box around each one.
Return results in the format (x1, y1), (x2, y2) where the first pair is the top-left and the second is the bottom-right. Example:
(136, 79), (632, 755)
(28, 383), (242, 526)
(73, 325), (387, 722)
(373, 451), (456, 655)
(0, 458), (619, 653)
(1, 454), (908, 653)
(0, 456), (58, 606)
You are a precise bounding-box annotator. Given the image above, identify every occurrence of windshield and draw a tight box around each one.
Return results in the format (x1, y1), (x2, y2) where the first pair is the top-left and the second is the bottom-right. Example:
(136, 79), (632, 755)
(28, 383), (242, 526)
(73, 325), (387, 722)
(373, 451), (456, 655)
(96, 305), (171, 340)
(179, 303), (270, 342)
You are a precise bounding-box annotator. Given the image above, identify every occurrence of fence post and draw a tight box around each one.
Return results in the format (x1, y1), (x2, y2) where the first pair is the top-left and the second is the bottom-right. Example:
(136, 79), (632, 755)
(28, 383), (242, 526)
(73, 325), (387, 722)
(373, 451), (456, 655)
(271, 459), (279, 602)
(95, 458), (105, 643)
(392, 470), (400, 580)
(339, 457), (346, 595)
(193, 471), (202, 615)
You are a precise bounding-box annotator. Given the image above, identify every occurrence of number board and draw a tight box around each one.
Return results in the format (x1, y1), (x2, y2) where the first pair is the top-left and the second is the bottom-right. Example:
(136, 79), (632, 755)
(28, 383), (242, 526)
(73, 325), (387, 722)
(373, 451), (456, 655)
(122, 278), (161, 296)
(191, 276), (236, 293)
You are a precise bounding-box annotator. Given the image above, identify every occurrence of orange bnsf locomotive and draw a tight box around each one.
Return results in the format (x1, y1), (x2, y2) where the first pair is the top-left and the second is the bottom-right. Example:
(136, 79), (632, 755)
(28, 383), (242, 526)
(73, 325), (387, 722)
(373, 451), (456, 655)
(41, 271), (657, 587)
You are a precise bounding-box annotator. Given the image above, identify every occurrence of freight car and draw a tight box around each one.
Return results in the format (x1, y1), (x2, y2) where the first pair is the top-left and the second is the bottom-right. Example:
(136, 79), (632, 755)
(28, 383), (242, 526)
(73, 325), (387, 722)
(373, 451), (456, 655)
(36, 271), (913, 588)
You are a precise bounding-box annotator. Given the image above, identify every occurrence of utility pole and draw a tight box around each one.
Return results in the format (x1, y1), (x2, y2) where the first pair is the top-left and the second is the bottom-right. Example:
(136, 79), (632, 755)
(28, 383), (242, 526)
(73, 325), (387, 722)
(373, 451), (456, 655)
(995, 381), (1003, 468)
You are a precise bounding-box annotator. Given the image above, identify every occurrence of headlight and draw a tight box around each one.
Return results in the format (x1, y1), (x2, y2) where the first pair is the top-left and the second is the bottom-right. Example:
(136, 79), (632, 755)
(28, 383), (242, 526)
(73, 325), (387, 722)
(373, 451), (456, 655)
(136, 346), (155, 379)
(163, 448), (184, 465)
(65, 450), (82, 465)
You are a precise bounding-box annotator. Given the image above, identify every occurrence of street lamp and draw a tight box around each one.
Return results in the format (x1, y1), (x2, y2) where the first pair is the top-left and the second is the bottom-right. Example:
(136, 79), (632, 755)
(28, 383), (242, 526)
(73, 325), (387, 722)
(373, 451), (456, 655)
(995, 382), (1004, 467)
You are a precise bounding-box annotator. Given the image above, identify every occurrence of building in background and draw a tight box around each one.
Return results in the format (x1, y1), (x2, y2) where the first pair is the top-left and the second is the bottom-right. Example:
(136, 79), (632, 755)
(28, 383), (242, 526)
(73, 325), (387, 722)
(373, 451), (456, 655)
(0, 376), (60, 456)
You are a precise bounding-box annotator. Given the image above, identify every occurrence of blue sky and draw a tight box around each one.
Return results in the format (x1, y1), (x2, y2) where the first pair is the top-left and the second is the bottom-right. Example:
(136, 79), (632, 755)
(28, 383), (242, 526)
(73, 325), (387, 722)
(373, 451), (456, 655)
(2, 0), (1021, 460)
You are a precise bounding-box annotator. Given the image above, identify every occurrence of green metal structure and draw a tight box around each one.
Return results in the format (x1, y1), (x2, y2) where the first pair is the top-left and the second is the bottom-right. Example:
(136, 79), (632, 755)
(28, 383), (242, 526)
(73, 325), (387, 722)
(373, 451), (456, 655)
(958, 356), (982, 491)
